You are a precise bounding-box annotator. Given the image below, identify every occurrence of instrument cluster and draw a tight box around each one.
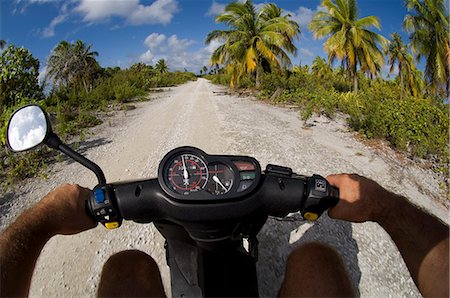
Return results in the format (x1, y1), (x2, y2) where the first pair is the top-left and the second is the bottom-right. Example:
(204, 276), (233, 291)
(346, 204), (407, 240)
(158, 147), (261, 201)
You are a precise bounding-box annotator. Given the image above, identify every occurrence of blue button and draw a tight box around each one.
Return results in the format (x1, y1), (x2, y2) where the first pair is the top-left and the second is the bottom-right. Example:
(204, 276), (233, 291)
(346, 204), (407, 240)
(94, 189), (105, 204)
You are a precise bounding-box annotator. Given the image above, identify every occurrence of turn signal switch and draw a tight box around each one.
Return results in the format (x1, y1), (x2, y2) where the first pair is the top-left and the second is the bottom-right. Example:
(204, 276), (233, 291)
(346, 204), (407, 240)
(301, 175), (339, 221)
(88, 185), (122, 229)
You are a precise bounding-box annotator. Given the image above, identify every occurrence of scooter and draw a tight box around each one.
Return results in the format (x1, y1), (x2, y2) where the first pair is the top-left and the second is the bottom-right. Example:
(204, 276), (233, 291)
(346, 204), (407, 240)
(6, 104), (340, 297)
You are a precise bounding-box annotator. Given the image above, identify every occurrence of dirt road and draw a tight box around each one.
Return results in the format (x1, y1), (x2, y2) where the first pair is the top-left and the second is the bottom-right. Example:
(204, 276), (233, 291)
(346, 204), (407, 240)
(1, 78), (447, 297)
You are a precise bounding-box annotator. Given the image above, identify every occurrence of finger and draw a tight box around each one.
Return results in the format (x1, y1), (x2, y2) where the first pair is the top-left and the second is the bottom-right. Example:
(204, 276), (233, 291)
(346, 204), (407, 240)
(326, 174), (340, 186)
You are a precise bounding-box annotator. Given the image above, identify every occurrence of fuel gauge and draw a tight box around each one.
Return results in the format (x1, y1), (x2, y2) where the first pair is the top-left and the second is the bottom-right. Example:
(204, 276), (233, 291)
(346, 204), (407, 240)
(206, 163), (234, 195)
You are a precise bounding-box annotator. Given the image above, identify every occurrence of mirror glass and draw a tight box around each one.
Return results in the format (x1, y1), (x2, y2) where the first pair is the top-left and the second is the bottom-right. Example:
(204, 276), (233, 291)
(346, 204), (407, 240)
(7, 105), (48, 152)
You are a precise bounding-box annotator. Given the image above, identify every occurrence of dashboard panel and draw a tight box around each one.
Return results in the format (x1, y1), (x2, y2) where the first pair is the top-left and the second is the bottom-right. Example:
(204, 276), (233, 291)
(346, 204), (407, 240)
(158, 147), (261, 201)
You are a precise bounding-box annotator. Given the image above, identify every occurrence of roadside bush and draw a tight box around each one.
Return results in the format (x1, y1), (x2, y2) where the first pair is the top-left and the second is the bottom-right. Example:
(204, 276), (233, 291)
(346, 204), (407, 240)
(147, 72), (197, 88)
(253, 70), (448, 163)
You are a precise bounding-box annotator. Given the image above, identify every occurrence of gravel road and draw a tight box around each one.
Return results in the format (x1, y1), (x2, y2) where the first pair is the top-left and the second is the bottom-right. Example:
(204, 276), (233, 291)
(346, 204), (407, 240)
(1, 78), (448, 297)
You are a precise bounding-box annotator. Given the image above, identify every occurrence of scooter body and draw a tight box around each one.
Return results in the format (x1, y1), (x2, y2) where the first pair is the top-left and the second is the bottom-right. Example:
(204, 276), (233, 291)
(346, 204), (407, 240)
(6, 104), (340, 298)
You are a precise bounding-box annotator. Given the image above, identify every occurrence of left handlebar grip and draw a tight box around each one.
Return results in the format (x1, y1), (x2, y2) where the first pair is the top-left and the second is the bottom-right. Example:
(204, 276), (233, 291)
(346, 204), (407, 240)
(87, 185), (123, 229)
(301, 175), (339, 221)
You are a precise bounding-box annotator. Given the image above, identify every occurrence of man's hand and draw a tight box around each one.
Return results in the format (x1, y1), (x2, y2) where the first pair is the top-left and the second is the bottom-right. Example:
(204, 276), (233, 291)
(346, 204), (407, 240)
(327, 173), (449, 297)
(34, 184), (98, 236)
(326, 174), (395, 223)
(0, 184), (98, 296)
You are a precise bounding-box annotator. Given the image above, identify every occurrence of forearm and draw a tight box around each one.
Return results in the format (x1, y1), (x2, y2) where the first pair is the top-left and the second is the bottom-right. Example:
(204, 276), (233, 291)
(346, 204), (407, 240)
(0, 205), (54, 297)
(376, 193), (449, 297)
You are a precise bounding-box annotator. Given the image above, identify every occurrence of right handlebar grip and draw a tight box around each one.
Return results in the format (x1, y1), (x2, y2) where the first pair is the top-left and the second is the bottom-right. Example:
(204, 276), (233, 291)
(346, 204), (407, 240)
(301, 175), (339, 221)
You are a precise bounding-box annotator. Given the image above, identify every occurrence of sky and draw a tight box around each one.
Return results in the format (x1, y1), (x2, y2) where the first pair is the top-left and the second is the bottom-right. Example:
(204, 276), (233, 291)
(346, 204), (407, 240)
(0, 0), (417, 78)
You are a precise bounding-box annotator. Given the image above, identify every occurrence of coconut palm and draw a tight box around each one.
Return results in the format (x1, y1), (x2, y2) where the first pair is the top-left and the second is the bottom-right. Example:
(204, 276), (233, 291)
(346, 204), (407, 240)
(311, 56), (332, 79)
(205, 0), (300, 87)
(72, 40), (99, 92)
(156, 59), (169, 74)
(309, 0), (388, 93)
(386, 33), (413, 99)
(403, 0), (449, 96)
(47, 41), (73, 87)
(47, 40), (99, 92)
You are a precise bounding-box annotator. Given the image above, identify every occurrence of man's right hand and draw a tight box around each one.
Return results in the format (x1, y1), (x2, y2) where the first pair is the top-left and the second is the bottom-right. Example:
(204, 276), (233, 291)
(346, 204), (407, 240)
(326, 174), (396, 223)
(327, 173), (449, 297)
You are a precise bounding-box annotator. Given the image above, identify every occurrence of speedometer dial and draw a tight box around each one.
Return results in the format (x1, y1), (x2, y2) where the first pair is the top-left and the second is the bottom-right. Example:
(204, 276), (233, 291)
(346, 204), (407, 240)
(165, 153), (209, 195)
(206, 163), (234, 195)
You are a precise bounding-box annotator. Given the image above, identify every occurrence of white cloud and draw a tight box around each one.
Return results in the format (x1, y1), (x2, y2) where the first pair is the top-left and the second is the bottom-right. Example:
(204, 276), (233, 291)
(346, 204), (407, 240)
(299, 48), (314, 57)
(128, 0), (179, 25)
(286, 5), (325, 28)
(75, 0), (178, 25)
(41, 3), (69, 38)
(138, 33), (217, 72)
(75, 0), (138, 22)
(206, 1), (225, 16)
(167, 35), (194, 51)
(139, 50), (155, 64)
(144, 33), (167, 50)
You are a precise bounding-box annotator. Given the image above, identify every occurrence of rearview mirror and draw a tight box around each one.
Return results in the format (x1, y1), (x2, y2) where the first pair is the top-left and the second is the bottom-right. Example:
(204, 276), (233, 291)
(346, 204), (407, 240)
(7, 105), (49, 152)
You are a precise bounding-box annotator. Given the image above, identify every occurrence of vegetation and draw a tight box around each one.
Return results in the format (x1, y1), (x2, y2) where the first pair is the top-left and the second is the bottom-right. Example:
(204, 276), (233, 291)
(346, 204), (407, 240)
(155, 59), (169, 74)
(386, 32), (423, 98)
(309, 0), (388, 93)
(205, 0), (300, 88)
(207, 0), (449, 179)
(47, 40), (100, 95)
(404, 0), (449, 97)
(1, 41), (196, 189)
(0, 44), (43, 109)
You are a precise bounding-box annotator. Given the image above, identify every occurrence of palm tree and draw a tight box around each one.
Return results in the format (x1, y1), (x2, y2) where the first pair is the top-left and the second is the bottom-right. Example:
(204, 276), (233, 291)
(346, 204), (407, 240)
(205, 0), (300, 88)
(311, 56), (332, 79)
(386, 33), (413, 99)
(47, 41), (72, 88)
(72, 40), (99, 92)
(309, 0), (388, 93)
(47, 40), (99, 93)
(403, 0), (449, 97)
(156, 59), (169, 74)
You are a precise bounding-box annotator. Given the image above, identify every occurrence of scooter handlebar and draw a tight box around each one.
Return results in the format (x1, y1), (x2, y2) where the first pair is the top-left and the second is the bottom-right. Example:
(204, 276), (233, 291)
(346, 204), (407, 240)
(86, 173), (339, 229)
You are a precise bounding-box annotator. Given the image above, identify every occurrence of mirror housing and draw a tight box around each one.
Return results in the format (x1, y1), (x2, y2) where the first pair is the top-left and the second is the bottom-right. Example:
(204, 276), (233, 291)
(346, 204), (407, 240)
(7, 104), (50, 152)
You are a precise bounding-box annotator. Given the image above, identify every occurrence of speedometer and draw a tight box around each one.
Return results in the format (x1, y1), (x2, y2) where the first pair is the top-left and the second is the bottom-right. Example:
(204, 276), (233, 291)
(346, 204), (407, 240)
(158, 146), (261, 201)
(164, 153), (209, 195)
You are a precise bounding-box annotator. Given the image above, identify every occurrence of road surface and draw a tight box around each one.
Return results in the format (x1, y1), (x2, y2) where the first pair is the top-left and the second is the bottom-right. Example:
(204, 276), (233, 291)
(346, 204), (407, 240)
(1, 78), (447, 297)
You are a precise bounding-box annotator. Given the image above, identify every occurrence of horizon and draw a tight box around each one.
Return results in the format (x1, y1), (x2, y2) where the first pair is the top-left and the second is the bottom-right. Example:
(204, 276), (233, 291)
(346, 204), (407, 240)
(0, 0), (438, 78)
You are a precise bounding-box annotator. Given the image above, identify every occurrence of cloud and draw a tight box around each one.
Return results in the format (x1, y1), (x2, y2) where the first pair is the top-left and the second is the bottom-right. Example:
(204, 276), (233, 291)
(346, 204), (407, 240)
(206, 1), (225, 17)
(139, 33), (219, 72)
(41, 3), (70, 38)
(75, 0), (179, 25)
(22, 0), (179, 38)
(285, 5), (325, 28)
(299, 48), (314, 57)
(144, 33), (167, 50)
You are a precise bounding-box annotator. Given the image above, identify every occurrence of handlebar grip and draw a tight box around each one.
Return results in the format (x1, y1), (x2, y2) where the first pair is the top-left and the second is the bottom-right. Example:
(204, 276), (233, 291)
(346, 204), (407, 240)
(301, 175), (339, 221)
(87, 185), (123, 229)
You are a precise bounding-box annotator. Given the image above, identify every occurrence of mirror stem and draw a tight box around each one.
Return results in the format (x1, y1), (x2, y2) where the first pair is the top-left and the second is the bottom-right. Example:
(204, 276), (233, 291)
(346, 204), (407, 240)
(47, 133), (107, 185)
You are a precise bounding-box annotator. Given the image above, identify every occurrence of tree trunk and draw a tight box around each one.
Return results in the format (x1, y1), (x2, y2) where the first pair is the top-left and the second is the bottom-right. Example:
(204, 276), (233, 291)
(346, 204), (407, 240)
(353, 72), (358, 94)
(399, 69), (403, 100)
(255, 66), (261, 88)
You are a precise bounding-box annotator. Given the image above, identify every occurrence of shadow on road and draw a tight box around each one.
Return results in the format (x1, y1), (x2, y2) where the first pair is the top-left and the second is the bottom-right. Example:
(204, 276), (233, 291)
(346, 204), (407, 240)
(60, 138), (112, 165)
(257, 214), (361, 297)
(0, 192), (16, 228)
